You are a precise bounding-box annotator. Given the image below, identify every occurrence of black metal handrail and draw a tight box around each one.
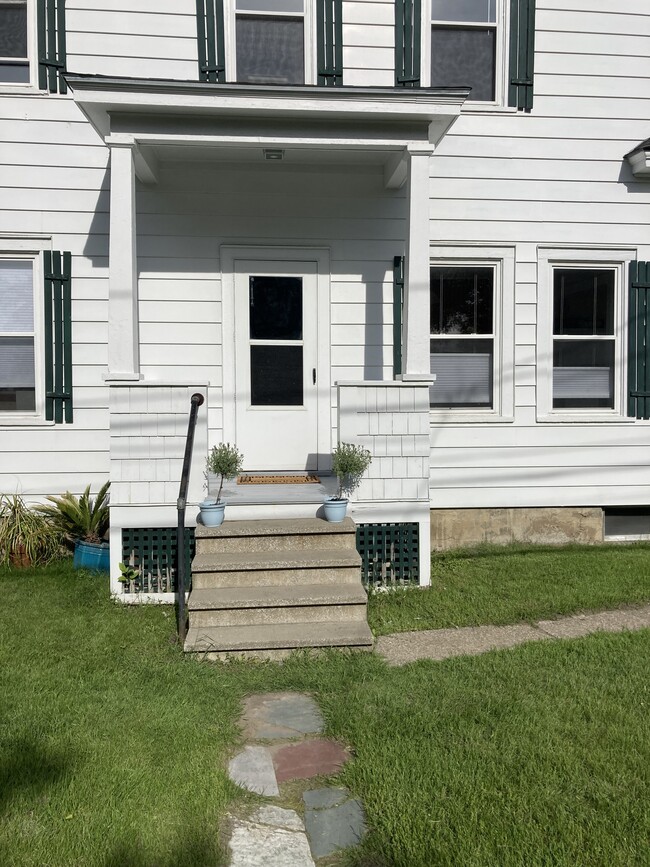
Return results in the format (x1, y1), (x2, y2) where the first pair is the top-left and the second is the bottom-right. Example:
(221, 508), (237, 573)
(177, 392), (205, 643)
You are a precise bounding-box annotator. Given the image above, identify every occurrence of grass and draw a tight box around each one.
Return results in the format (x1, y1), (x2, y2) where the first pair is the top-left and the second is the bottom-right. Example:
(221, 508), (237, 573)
(368, 542), (650, 636)
(1, 560), (649, 866)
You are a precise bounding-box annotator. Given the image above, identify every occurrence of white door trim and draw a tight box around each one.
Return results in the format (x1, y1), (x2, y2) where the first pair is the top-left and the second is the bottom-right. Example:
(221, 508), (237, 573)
(221, 245), (331, 469)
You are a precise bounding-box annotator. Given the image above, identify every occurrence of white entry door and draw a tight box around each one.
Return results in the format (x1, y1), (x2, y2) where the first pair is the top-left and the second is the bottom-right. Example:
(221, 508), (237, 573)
(234, 260), (319, 471)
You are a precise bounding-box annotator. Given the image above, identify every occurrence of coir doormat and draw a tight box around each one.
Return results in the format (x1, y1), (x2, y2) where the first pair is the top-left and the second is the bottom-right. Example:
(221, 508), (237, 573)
(237, 474), (321, 485)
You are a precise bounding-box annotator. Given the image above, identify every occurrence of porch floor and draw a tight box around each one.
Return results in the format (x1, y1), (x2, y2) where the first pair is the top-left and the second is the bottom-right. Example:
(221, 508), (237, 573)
(208, 473), (338, 506)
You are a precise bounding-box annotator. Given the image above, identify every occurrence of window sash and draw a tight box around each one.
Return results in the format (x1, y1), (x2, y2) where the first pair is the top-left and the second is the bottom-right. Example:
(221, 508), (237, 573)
(0, 255), (37, 413)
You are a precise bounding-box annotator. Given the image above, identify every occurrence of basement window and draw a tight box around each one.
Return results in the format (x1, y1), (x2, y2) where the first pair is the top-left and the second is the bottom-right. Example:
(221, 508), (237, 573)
(603, 508), (650, 540)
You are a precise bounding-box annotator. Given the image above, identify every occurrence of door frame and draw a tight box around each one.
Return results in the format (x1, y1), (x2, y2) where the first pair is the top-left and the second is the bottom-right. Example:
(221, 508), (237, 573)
(221, 245), (332, 470)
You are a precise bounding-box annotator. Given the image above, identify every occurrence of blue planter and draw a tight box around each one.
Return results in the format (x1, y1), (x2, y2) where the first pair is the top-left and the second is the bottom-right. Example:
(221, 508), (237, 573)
(323, 498), (348, 523)
(199, 499), (226, 527)
(73, 540), (110, 572)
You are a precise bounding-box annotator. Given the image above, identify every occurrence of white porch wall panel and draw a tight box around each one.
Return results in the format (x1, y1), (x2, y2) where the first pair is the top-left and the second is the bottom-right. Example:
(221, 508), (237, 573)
(427, 2), (650, 510)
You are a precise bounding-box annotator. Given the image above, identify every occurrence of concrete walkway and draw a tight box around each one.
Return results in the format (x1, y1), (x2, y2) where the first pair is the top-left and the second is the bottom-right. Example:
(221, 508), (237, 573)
(376, 603), (650, 666)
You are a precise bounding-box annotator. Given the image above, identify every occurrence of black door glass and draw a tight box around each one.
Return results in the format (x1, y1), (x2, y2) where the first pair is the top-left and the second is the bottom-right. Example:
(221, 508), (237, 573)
(250, 276), (302, 340)
(251, 345), (303, 406)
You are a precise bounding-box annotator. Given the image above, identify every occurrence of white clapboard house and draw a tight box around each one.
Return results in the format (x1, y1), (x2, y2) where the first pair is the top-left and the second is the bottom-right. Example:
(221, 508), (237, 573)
(2, 0), (650, 620)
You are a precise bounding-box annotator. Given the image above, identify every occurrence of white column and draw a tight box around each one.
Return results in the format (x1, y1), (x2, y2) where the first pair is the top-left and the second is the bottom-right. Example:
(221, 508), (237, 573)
(105, 135), (141, 381)
(402, 145), (435, 380)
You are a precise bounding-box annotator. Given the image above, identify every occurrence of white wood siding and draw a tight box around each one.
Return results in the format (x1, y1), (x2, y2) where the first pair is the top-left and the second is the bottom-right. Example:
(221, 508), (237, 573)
(428, 1), (650, 509)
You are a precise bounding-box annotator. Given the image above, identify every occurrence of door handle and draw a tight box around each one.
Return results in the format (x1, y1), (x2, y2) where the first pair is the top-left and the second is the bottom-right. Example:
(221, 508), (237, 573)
(312, 368), (316, 385)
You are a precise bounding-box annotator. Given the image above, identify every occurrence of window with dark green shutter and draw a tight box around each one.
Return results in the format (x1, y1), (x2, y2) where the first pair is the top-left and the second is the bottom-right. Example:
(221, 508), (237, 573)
(508, 0), (535, 111)
(37, 0), (66, 93)
(628, 261), (650, 420)
(395, 0), (421, 87)
(316, 0), (342, 85)
(196, 0), (226, 82)
(44, 251), (72, 424)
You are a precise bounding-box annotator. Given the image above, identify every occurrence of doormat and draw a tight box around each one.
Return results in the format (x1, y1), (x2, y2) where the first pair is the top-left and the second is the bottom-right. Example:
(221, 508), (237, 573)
(237, 475), (321, 485)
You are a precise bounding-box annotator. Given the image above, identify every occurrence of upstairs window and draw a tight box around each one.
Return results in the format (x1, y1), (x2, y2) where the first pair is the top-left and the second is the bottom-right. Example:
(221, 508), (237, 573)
(431, 0), (497, 102)
(235, 0), (306, 85)
(430, 266), (495, 407)
(0, 0), (29, 83)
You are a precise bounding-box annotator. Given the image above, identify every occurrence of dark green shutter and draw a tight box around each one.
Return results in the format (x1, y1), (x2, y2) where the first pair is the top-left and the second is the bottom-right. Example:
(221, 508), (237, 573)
(44, 251), (73, 424)
(196, 0), (226, 82)
(37, 0), (67, 94)
(395, 0), (421, 87)
(393, 256), (404, 378)
(317, 0), (343, 86)
(508, 0), (535, 111)
(628, 261), (650, 420)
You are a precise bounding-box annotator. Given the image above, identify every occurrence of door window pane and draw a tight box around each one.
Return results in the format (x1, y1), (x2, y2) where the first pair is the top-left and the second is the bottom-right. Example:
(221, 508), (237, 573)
(251, 345), (303, 405)
(249, 276), (302, 340)
(431, 27), (495, 101)
(236, 15), (304, 84)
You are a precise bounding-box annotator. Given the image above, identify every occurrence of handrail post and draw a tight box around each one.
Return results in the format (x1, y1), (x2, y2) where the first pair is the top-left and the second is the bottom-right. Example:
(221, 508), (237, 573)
(177, 393), (205, 644)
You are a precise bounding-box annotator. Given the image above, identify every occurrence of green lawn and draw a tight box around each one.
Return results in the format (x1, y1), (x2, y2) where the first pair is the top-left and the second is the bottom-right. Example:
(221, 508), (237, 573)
(1, 562), (649, 866)
(368, 542), (650, 636)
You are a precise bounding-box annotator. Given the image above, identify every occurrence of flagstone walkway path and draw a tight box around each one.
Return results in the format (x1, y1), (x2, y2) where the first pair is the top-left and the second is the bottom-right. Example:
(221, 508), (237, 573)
(226, 692), (366, 866)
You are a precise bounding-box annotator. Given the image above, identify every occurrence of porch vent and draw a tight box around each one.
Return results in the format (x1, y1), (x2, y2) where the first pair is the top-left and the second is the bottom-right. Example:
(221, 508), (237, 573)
(603, 508), (650, 540)
(121, 528), (195, 594)
(356, 522), (419, 587)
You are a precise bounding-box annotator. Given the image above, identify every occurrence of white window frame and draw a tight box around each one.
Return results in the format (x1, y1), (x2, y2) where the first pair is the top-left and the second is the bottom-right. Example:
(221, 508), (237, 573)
(0, 237), (52, 426)
(224, 0), (316, 86)
(429, 244), (514, 423)
(420, 0), (509, 109)
(537, 247), (636, 424)
(0, 0), (38, 91)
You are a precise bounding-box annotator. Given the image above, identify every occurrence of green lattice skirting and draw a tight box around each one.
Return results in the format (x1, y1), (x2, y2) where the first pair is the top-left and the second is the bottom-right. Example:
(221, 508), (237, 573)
(356, 522), (419, 587)
(121, 527), (195, 594)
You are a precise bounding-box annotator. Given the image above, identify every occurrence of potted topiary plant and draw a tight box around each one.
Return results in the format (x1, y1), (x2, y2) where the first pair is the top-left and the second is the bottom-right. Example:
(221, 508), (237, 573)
(324, 442), (372, 522)
(0, 494), (63, 567)
(201, 443), (244, 527)
(36, 482), (110, 571)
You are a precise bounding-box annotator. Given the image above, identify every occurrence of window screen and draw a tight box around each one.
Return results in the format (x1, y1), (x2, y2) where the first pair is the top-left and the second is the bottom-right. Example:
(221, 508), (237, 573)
(0, 260), (35, 412)
(0, 0), (29, 82)
(431, 0), (496, 101)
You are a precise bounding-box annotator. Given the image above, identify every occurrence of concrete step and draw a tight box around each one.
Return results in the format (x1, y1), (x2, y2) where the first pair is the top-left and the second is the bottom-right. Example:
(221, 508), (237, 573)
(191, 548), (362, 589)
(195, 517), (357, 554)
(188, 584), (368, 627)
(184, 620), (374, 660)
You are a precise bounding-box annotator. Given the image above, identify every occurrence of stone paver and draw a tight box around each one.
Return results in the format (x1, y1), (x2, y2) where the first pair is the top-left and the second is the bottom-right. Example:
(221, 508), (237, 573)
(242, 692), (324, 741)
(249, 805), (306, 832)
(270, 738), (350, 783)
(229, 819), (315, 867)
(376, 603), (650, 666)
(228, 745), (279, 796)
(303, 788), (366, 859)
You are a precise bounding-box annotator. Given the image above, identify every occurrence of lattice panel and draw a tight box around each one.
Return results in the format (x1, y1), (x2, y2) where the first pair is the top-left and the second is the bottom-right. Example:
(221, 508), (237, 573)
(356, 522), (419, 586)
(121, 528), (195, 594)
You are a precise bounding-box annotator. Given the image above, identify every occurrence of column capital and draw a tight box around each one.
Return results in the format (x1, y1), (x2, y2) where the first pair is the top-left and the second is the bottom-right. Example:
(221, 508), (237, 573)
(407, 144), (435, 158)
(105, 133), (137, 149)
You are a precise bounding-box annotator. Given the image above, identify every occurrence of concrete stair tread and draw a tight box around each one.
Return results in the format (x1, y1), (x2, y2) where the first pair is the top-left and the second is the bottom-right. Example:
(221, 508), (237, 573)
(195, 517), (355, 539)
(188, 583), (368, 610)
(192, 548), (361, 573)
(184, 621), (374, 653)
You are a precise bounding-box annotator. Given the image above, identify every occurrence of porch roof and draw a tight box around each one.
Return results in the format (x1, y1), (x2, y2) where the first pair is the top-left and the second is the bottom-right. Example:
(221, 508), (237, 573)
(66, 75), (469, 178)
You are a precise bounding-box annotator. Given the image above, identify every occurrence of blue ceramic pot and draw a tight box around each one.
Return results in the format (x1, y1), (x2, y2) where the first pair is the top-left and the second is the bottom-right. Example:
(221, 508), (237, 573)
(73, 540), (110, 572)
(323, 497), (348, 523)
(199, 499), (226, 527)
